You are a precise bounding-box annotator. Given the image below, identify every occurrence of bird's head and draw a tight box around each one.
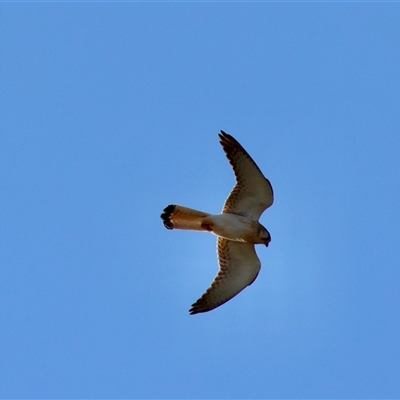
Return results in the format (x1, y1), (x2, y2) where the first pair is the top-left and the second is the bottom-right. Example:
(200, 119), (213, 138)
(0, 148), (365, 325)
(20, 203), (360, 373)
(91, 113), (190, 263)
(258, 224), (271, 247)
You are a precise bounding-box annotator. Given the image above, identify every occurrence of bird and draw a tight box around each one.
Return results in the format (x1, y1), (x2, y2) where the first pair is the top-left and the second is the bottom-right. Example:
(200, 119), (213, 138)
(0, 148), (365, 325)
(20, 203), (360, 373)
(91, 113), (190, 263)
(161, 131), (273, 314)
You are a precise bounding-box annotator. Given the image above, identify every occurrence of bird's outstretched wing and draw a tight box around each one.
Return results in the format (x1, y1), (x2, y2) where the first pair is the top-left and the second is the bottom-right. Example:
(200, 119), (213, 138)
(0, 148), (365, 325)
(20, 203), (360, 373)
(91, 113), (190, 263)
(189, 237), (261, 314)
(219, 131), (273, 220)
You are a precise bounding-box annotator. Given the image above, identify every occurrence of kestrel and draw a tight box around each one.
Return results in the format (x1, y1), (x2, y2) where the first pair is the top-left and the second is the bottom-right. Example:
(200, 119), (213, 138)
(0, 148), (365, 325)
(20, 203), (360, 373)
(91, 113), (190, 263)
(161, 131), (273, 314)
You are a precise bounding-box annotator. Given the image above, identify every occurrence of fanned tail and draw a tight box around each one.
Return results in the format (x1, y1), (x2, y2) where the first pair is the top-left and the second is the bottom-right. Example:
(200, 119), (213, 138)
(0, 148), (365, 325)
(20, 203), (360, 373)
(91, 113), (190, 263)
(161, 205), (210, 231)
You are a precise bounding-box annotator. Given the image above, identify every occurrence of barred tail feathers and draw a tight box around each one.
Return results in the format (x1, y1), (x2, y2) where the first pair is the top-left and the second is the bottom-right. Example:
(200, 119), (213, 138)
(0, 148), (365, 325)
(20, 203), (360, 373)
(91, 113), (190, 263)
(161, 205), (210, 230)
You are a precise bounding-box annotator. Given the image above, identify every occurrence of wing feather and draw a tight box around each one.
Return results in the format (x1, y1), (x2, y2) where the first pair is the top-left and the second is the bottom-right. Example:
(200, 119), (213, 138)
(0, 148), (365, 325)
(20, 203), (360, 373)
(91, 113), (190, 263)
(189, 237), (261, 314)
(219, 131), (273, 220)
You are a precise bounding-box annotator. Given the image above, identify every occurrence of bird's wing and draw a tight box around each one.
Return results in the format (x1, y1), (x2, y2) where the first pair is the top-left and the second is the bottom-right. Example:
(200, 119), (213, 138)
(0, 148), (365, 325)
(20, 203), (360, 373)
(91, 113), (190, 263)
(189, 237), (261, 314)
(219, 131), (273, 220)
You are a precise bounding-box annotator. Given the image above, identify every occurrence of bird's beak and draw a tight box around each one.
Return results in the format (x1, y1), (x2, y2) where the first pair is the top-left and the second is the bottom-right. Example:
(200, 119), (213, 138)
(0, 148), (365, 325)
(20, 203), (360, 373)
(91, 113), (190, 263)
(265, 243), (269, 247)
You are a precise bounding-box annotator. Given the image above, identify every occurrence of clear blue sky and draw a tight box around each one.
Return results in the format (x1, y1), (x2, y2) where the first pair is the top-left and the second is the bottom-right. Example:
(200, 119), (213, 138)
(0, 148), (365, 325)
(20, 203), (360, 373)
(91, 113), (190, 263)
(1, 3), (400, 398)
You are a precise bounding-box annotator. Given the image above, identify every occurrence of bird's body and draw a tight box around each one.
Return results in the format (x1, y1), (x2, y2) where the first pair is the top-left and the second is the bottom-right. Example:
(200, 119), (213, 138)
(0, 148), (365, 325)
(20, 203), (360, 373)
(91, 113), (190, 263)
(161, 131), (273, 314)
(162, 206), (268, 244)
(203, 213), (267, 244)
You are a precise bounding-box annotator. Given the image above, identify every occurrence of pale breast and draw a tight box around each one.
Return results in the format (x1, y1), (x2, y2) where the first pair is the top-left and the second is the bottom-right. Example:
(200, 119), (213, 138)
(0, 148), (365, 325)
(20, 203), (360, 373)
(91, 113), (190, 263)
(205, 213), (260, 243)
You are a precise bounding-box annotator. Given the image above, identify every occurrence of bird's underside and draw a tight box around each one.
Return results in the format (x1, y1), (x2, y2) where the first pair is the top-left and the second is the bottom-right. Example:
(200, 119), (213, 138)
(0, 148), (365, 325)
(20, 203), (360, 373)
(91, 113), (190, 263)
(161, 131), (273, 314)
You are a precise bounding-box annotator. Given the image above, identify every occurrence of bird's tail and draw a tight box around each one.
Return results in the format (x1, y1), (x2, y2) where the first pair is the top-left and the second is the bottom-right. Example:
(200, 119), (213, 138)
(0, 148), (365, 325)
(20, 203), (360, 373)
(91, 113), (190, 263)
(161, 204), (210, 231)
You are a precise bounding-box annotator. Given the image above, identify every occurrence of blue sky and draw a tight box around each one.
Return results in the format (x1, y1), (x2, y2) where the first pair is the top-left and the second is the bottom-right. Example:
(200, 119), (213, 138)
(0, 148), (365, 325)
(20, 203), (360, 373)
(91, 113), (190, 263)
(1, 3), (400, 398)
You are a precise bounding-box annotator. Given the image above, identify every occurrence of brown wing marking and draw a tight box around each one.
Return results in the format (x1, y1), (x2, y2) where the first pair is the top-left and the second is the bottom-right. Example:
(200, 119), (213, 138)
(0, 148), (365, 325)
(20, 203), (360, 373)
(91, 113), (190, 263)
(219, 131), (273, 220)
(189, 237), (261, 314)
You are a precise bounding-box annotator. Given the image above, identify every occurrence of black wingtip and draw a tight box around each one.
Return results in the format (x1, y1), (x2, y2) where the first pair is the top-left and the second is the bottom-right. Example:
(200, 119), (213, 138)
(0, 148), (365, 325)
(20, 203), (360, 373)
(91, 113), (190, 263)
(189, 298), (213, 315)
(189, 300), (200, 315)
(219, 130), (228, 139)
(188, 306), (204, 315)
(219, 130), (237, 144)
(189, 306), (213, 315)
(160, 204), (175, 229)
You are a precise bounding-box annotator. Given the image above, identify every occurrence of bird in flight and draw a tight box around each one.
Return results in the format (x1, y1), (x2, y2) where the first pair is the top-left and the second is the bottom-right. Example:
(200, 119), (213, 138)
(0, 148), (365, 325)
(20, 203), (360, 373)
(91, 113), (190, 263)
(161, 131), (274, 314)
